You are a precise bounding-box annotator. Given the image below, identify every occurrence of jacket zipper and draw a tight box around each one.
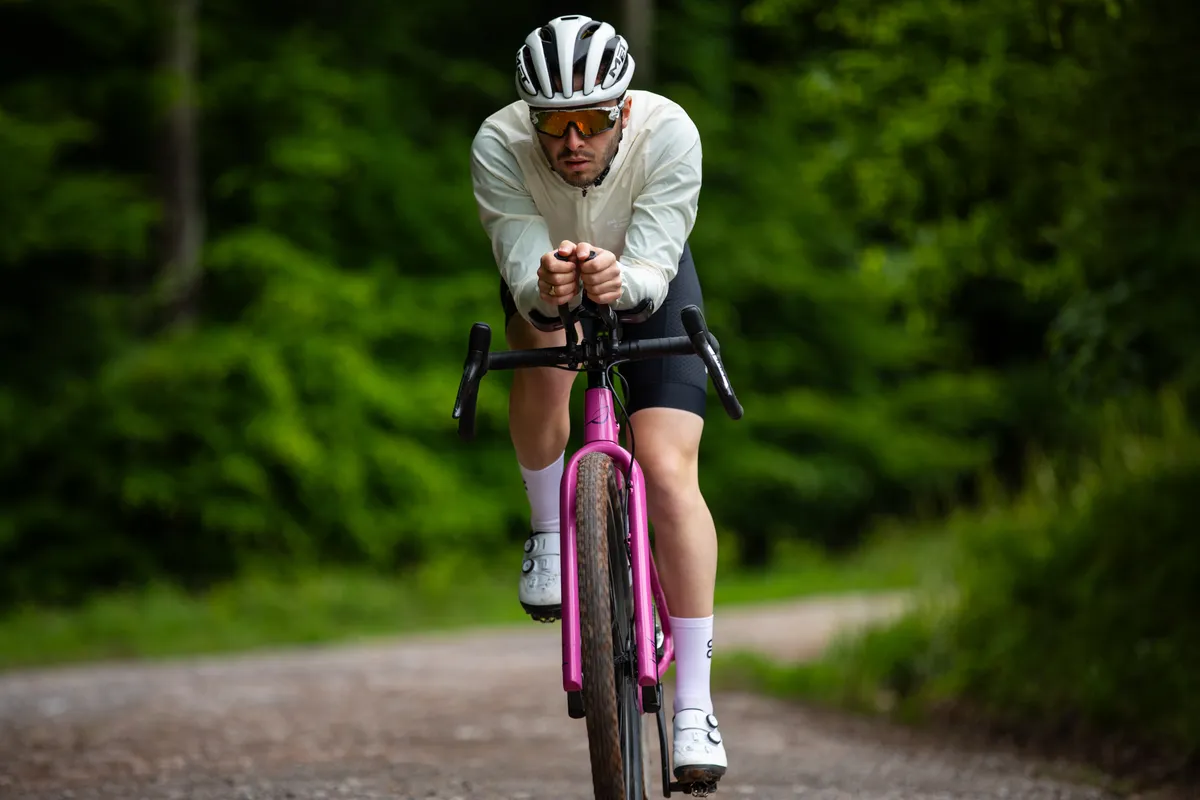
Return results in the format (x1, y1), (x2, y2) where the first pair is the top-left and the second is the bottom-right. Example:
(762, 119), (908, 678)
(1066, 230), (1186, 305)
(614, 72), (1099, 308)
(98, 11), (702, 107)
(578, 184), (590, 235)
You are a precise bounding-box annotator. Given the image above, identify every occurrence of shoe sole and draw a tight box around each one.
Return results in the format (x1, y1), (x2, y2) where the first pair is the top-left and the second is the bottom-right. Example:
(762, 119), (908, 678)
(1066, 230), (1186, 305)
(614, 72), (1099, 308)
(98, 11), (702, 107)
(520, 602), (561, 623)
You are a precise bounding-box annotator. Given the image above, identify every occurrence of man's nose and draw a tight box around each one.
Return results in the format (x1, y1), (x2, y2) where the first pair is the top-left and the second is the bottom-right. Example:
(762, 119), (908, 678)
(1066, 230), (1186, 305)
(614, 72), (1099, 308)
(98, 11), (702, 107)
(564, 125), (586, 150)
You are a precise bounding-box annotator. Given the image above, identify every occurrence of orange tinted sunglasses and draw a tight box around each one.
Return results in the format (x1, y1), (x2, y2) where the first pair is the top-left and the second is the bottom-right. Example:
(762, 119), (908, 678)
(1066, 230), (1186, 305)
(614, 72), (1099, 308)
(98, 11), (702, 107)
(529, 105), (621, 138)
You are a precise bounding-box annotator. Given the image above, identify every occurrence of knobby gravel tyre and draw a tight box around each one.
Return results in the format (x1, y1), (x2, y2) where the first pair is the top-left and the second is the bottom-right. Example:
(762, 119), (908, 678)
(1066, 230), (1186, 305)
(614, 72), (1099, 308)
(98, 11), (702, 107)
(605, 461), (646, 800)
(577, 452), (626, 799)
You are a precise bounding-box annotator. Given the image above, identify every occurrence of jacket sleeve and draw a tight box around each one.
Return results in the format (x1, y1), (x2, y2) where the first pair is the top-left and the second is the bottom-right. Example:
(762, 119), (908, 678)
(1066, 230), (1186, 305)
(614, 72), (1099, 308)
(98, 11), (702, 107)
(469, 125), (565, 323)
(616, 112), (703, 313)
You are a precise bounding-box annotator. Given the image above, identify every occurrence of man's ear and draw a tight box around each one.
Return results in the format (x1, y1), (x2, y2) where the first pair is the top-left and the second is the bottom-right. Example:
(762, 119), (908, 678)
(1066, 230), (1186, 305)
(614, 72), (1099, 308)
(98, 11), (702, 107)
(621, 95), (633, 127)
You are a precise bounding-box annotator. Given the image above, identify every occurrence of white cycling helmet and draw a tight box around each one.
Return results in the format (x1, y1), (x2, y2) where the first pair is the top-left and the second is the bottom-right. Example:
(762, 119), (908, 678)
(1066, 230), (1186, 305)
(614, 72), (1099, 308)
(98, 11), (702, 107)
(515, 15), (635, 108)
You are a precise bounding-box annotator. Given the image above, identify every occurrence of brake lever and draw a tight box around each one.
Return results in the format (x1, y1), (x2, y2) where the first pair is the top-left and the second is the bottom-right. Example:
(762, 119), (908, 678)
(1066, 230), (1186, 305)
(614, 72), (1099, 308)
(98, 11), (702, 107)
(452, 323), (492, 440)
(680, 305), (744, 420)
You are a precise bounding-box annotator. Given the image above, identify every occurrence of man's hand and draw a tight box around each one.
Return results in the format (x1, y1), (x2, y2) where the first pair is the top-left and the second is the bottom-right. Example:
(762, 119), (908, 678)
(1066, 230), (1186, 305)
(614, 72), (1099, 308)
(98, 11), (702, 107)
(538, 241), (581, 305)
(574, 241), (622, 306)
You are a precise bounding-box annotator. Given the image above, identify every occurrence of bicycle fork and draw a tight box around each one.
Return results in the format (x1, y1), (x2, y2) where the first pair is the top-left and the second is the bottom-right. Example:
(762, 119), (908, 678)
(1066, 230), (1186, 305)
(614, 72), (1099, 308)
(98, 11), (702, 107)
(559, 387), (673, 718)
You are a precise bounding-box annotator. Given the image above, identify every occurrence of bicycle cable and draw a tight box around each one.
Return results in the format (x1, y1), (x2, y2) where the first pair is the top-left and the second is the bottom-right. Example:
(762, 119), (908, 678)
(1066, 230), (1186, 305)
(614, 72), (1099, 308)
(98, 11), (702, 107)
(605, 360), (636, 519)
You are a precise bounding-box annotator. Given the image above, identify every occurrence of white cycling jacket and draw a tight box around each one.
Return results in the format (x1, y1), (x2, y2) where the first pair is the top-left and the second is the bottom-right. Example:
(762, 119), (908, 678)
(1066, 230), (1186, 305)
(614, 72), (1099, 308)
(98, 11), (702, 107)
(469, 89), (702, 324)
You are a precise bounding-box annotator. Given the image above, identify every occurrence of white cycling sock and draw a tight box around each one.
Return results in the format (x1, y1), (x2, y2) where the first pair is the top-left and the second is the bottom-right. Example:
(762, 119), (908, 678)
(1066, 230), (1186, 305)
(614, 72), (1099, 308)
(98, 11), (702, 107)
(520, 452), (564, 533)
(670, 615), (714, 715)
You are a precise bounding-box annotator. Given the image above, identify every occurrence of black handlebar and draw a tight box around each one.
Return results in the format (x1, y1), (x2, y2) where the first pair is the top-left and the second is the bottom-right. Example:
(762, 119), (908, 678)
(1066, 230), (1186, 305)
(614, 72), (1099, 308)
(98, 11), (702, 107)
(451, 322), (491, 439)
(681, 306), (744, 420)
(452, 298), (744, 441)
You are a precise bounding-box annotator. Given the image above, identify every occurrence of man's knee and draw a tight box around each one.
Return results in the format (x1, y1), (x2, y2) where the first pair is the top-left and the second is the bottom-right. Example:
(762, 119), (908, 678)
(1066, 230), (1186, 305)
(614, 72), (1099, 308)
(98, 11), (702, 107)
(630, 409), (703, 521)
(506, 314), (578, 405)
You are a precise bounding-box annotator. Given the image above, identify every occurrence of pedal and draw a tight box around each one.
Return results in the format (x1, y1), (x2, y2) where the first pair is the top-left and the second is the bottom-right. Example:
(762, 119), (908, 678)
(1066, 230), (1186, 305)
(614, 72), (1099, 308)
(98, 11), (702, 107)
(670, 765), (724, 798)
(668, 779), (718, 797)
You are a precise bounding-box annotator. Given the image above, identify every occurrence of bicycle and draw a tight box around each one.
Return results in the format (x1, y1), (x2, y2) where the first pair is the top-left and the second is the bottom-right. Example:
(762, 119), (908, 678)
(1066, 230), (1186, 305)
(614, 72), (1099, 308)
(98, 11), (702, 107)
(452, 259), (743, 800)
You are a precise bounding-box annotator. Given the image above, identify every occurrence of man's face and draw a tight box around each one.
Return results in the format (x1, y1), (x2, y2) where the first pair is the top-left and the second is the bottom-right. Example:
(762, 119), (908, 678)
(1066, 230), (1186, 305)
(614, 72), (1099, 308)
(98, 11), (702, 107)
(535, 95), (632, 188)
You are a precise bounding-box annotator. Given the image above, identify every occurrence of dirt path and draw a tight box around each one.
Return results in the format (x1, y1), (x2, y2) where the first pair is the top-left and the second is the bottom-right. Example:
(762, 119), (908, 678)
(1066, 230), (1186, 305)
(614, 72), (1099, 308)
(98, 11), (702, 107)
(0, 593), (1117, 799)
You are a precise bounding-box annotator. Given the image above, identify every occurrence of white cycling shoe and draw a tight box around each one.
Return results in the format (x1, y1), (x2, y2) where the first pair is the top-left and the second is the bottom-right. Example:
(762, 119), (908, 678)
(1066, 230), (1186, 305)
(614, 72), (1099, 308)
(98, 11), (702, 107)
(518, 532), (667, 659)
(519, 531), (562, 622)
(672, 708), (728, 784)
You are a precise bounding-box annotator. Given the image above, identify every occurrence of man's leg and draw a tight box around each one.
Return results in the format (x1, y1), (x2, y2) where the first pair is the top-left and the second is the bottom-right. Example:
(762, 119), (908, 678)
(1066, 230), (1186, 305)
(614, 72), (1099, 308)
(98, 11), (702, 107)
(618, 243), (726, 781)
(629, 406), (717, 664)
(503, 296), (579, 619)
(629, 408), (725, 781)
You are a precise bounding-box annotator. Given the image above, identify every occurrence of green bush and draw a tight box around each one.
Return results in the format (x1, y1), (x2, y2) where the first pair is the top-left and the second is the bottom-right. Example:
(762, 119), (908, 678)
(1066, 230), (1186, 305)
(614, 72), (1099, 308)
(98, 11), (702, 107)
(759, 393), (1200, 768)
(940, 397), (1200, 754)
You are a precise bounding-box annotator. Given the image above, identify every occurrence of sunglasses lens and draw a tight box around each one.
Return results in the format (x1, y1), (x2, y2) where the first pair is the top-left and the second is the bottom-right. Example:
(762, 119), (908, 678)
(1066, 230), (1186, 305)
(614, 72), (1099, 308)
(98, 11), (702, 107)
(531, 108), (616, 137)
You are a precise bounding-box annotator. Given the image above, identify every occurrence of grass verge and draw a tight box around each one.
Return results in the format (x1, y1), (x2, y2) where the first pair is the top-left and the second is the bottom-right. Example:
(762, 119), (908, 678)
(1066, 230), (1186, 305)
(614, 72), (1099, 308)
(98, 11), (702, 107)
(712, 604), (947, 721)
(0, 528), (946, 673)
(710, 608), (1187, 797)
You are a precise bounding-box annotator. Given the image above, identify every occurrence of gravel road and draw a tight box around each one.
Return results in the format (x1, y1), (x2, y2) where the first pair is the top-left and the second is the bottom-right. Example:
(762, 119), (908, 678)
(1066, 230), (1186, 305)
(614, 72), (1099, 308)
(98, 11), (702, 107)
(0, 593), (1120, 799)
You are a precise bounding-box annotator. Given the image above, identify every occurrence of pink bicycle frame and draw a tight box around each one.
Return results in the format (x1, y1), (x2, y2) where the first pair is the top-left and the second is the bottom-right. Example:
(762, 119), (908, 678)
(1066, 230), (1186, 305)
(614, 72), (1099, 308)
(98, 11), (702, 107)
(559, 386), (675, 700)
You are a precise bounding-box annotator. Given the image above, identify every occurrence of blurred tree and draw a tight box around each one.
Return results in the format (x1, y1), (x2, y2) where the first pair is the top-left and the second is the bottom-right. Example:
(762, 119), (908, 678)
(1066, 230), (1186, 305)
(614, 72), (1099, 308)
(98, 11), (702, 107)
(622, 0), (656, 86)
(159, 0), (203, 327)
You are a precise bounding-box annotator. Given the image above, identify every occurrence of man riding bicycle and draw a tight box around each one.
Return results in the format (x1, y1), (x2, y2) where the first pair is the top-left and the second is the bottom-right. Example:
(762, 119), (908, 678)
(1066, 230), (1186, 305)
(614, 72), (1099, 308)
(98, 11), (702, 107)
(469, 14), (728, 784)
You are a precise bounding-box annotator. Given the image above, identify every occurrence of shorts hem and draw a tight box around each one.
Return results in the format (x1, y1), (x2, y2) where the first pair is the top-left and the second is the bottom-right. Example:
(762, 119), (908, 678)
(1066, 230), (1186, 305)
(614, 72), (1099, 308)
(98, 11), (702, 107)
(623, 381), (708, 420)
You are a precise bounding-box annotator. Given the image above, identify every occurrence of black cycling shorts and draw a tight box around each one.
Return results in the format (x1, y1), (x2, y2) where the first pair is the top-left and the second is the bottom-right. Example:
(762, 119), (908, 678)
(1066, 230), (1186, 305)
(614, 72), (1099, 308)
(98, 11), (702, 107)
(499, 241), (709, 420)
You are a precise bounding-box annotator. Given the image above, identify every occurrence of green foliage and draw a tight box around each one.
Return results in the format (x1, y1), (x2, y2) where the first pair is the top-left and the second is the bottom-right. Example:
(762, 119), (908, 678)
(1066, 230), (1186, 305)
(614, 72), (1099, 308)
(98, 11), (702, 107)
(741, 394), (1200, 767)
(0, 0), (1023, 604)
(102, 233), (510, 561)
(0, 2), (533, 605)
(743, 0), (1200, 400)
(714, 609), (946, 722)
(666, 0), (1014, 560)
(940, 396), (1200, 751)
(0, 560), (529, 671)
(704, 0), (1200, 774)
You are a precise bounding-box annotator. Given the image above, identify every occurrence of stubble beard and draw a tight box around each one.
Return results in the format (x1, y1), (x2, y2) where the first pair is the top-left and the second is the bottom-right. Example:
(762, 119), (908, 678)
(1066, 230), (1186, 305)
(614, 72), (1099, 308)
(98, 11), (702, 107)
(544, 127), (623, 189)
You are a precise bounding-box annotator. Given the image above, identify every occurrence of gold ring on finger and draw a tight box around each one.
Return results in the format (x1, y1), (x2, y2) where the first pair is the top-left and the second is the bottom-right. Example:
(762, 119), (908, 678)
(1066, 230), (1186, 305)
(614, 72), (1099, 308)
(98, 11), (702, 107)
(548, 283), (556, 297)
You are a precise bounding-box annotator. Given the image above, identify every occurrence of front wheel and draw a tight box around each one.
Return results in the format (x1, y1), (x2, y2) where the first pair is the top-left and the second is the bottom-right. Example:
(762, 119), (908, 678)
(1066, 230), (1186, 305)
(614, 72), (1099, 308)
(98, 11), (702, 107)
(577, 452), (645, 800)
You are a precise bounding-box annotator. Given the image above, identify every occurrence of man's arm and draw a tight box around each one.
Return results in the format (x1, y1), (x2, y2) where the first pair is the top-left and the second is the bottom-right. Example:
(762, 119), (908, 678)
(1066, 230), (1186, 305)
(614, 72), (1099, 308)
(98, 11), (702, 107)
(617, 112), (703, 312)
(469, 126), (560, 322)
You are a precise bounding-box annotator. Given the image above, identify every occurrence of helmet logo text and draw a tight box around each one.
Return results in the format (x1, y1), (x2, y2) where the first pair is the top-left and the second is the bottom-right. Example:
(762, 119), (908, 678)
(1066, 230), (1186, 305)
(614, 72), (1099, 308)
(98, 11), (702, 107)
(607, 42), (628, 83)
(516, 52), (537, 95)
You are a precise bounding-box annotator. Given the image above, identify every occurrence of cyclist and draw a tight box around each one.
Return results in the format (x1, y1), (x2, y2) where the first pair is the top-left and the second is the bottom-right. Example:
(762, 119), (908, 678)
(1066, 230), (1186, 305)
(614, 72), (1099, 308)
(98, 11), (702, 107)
(468, 14), (727, 785)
